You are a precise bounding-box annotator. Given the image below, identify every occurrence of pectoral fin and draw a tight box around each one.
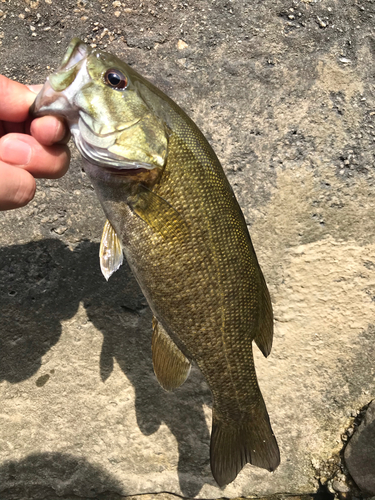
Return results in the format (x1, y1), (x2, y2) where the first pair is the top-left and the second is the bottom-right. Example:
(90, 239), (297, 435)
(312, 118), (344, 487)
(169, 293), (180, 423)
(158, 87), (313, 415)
(130, 186), (188, 239)
(152, 317), (191, 391)
(99, 219), (124, 281)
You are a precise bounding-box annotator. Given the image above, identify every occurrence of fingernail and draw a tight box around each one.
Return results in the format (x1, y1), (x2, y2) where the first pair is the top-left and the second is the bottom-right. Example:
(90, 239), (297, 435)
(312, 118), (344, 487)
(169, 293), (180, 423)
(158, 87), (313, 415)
(1, 138), (32, 166)
(27, 84), (43, 94)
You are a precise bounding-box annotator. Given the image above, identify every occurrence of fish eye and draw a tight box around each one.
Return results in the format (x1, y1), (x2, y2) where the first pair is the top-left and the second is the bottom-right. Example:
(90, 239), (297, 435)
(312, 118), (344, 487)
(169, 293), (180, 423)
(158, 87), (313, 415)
(104, 69), (128, 90)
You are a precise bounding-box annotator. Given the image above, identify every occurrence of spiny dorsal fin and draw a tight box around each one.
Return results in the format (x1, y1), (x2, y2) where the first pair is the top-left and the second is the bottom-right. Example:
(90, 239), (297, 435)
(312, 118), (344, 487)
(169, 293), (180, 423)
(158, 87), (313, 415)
(130, 185), (188, 239)
(99, 219), (124, 281)
(254, 271), (274, 357)
(152, 317), (191, 391)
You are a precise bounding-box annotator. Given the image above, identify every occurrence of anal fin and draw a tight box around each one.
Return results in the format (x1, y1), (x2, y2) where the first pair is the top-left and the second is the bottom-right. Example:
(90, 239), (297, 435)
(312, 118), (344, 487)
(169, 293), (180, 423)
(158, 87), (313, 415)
(152, 317), (191, 391)
(254, 271), (274, 357)
(99, 219), (124, 281)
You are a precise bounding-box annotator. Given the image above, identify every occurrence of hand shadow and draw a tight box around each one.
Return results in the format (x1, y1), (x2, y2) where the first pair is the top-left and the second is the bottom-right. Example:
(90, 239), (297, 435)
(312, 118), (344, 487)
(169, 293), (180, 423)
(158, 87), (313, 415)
(0, 240), (82, 383)
(0, 452), (125, 499)
(0, 239), (215, 496)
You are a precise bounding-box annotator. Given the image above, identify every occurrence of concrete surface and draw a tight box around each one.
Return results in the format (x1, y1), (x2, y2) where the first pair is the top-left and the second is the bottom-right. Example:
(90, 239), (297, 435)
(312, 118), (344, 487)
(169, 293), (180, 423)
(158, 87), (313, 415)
(0, 0), (375, 498)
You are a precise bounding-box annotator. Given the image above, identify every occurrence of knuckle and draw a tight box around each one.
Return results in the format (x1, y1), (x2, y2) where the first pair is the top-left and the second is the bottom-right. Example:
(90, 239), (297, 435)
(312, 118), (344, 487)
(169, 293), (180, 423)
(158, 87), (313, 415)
(14, 176), (36, 207)
(53, 146), (70, 177)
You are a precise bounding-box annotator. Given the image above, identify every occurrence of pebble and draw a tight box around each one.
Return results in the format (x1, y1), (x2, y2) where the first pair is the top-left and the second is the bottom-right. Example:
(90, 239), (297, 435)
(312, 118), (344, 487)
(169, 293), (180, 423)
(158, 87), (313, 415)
(177, 39), (188, 50)
(53, 226), (67, 235)
(317, 16), (327, 28)
(333, 480), (350, 493)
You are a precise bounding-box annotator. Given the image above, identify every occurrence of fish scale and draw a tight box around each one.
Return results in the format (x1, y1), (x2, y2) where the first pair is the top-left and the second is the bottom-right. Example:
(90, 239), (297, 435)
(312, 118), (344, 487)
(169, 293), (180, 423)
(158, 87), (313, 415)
(32, 37), (280, 487)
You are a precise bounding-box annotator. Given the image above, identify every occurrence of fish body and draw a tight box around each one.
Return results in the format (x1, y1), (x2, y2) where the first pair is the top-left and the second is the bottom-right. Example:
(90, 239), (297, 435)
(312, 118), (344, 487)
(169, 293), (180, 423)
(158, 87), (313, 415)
(32, 38), (280, 486)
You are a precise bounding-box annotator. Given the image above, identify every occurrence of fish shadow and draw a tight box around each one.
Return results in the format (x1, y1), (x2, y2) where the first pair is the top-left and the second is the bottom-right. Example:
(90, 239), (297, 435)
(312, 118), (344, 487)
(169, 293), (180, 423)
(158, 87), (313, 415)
(0, 452), (125, 499)
(0, 239), (214, 496)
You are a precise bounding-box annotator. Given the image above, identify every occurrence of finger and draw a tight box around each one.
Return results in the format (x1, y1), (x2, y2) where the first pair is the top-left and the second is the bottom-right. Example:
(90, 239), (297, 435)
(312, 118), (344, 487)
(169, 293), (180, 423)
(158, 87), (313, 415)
(0, 75), (39, 122)
(0, 134), (70, 179)
(27, 84), (43, 94)
(30, 115), (70, 146)
(0, 161), (36, 210)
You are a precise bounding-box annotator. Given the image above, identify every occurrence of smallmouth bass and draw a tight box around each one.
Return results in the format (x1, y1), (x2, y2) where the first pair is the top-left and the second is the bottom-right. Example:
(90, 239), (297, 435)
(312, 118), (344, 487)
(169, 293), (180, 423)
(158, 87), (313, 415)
(32, 38), (280, 486)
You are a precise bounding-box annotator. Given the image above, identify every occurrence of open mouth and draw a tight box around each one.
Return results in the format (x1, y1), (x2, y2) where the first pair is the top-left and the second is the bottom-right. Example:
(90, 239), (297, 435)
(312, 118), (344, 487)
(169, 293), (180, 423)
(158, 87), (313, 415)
(60, 38), (91, 70)
(101, 167), (151, 176)
(72, 127), (155, 172)
(31, 39), (91, 120)
(31, 38), (160, 174)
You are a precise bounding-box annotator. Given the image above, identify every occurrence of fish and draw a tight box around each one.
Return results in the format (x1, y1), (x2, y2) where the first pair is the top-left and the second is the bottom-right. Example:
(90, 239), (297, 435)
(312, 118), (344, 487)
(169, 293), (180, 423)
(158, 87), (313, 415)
(31, 38), (280, 486)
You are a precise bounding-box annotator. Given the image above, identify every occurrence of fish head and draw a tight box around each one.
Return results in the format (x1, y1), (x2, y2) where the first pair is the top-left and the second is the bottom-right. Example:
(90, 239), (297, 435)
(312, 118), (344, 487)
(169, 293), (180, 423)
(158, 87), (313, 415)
(32, 38), (168, 172)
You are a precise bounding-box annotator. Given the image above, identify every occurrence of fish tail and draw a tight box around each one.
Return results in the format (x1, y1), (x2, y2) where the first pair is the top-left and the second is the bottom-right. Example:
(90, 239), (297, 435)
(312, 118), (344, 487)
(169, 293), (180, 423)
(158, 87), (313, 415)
(210, 399), (280, 487)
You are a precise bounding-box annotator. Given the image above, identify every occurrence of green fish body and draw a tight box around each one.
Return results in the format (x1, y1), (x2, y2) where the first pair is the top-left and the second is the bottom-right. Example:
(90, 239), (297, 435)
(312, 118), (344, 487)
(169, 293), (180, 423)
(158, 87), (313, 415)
(32, 38), (280, 486)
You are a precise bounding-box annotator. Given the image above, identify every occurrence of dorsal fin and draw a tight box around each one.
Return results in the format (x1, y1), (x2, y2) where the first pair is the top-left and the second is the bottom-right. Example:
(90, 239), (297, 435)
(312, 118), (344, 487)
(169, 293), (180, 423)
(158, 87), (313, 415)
(152, 317), (191, 391)
(254, 272), (274, 357)
(99, 219), (124, 281)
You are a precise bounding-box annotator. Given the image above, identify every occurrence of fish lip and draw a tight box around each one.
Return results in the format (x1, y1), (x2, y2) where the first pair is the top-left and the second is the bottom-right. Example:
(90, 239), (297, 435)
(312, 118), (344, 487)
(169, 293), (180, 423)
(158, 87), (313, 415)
(72, 129), (156, 172)
(101, 166), (151, 176)
(30, 78), (75, 122)
(59, 38), (91, 71)
(62, 41), (90, 70)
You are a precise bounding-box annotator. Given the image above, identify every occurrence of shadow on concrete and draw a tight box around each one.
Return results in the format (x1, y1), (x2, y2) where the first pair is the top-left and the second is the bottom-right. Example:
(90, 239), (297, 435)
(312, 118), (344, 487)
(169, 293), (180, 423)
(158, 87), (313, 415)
(0, 239), (213, 496)
(0, 452), (125, 500)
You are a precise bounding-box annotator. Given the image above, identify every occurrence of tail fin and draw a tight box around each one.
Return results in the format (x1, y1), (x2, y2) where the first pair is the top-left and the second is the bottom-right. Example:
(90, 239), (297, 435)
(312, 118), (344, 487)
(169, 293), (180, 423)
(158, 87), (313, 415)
(210, 399), (280, 487)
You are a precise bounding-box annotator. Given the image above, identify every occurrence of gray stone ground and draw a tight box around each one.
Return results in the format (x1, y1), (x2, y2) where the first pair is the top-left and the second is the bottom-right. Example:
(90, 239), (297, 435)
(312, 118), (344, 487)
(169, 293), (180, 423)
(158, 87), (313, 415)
(0, 0), (375, 498)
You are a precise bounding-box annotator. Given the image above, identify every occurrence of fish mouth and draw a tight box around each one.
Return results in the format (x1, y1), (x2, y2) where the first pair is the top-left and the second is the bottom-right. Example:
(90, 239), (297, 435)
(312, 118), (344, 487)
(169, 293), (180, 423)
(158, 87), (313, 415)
(31, 39), (90, 119)
(59, 38), (91, 70)
(79, 111), (142, 137)
(31, 38), (157, 173)
(72, 120), (156, 172)
(101, 166), (151, 176)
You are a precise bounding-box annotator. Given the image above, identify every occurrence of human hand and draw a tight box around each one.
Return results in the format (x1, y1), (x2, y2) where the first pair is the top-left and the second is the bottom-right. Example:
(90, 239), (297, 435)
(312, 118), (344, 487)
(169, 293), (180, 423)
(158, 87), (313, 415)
(0, 75), (70, 210)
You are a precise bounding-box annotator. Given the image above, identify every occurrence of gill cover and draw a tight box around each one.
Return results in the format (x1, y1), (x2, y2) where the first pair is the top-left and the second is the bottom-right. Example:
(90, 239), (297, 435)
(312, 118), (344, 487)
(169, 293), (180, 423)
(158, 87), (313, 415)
(32, 38), (168, 171)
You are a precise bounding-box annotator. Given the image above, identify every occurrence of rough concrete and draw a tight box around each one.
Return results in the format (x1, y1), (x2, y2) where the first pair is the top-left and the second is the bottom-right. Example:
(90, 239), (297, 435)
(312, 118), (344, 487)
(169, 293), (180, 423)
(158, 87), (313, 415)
(0, 0), (374, 498)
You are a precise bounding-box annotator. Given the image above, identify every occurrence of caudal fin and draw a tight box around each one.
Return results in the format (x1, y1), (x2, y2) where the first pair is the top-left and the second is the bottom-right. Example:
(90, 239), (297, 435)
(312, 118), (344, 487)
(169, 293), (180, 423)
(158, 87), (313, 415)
(210, 399), (280, 487)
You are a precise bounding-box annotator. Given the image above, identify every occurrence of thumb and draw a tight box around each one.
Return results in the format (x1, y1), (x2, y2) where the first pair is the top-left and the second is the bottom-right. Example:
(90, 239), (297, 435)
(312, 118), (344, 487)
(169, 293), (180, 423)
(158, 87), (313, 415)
(27, 84), (43, 94)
